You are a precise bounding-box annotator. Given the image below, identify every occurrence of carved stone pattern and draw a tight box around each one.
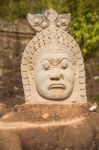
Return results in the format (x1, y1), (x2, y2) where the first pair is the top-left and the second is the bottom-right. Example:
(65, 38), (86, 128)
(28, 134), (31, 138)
(21, 9), (87, 103)
(27, 8), (71, 32)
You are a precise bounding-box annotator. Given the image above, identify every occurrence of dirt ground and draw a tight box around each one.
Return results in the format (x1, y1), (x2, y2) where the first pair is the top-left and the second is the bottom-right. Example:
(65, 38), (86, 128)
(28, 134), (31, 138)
(0, 102), (92, 122)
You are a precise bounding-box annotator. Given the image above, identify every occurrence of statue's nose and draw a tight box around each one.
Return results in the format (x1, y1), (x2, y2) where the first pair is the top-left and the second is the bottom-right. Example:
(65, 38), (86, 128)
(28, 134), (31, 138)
(50, 68), (61, 80)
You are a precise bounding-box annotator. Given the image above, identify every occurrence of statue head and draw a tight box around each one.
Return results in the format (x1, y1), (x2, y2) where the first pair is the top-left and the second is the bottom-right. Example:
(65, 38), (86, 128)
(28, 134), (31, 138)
(35, 44), (74, 101)
(21, 9), (87, 104)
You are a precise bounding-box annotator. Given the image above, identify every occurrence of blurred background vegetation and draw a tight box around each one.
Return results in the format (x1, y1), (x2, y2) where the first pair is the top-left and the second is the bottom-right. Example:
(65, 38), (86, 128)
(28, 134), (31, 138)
(0, 0), (99, 59)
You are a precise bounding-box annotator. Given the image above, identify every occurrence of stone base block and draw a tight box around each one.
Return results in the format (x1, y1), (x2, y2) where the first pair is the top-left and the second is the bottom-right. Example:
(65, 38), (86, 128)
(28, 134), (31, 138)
(0, 103), (99, 150)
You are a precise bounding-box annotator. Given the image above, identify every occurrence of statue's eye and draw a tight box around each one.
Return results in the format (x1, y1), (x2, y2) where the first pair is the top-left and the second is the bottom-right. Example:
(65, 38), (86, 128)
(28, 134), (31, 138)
(43, 60), (50, 70)
(60, 59), (68, 69)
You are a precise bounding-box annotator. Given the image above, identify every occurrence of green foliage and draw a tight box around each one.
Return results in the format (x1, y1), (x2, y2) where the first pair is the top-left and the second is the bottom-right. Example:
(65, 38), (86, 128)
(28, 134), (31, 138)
(70, 12), (99, 59)
(0, 0), (99, 59)
(93, 95), (99, 103)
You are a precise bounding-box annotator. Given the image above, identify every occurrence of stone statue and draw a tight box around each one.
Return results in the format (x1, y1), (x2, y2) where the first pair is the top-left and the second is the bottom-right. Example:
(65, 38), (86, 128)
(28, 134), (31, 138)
(0, 9), (99, 150)
(21, 8), (87, 103)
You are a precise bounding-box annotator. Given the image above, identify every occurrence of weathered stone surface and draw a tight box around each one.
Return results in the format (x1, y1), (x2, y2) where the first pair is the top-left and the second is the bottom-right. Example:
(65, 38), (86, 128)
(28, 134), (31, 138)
(0, 103), (99, 149)
(21, 9), (87, 103)
(0, 19), (34, 34)
(0, 19), (35, 104)
(0, 19), (99, 104)
(0, 103), (9, 117)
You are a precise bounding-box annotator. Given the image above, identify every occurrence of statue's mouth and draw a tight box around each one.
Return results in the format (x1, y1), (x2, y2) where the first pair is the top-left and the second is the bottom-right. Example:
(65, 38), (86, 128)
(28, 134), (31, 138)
(49, 84), (65, 89)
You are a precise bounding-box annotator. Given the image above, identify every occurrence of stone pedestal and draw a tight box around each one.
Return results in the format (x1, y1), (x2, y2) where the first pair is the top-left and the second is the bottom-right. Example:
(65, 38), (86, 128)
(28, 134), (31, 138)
(0, 103), (99, 150)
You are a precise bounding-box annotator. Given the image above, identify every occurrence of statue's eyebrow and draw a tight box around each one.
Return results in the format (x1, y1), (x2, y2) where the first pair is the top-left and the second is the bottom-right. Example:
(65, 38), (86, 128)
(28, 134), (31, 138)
(55, 58), (69, 65)
(40, 58), (51, 64)
(40, 57), (69, 64)
(59, 57), (69, 63)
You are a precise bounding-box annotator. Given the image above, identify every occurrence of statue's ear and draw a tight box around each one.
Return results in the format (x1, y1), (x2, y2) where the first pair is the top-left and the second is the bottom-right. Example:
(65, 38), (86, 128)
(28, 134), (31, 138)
(28, 64), (34, 71)
(27, 64), (34, 80)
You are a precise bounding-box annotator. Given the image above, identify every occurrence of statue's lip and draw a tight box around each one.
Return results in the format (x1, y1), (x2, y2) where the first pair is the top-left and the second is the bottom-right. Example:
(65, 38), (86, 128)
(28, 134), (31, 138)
(49, 84), (65, 89)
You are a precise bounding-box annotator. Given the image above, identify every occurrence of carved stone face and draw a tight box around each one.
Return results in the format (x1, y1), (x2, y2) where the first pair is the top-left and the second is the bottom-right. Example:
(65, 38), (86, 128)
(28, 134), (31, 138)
(35, 52), (74, 101)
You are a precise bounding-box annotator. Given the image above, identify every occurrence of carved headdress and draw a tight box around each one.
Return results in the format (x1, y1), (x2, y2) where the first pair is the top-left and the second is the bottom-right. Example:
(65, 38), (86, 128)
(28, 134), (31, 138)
(21, 9), (87, 103)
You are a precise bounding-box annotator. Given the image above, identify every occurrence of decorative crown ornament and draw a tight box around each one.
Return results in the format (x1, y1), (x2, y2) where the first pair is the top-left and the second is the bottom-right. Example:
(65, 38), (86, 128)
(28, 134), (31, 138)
(27, 8), (71, 32)
(21, 8), (87, 104)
